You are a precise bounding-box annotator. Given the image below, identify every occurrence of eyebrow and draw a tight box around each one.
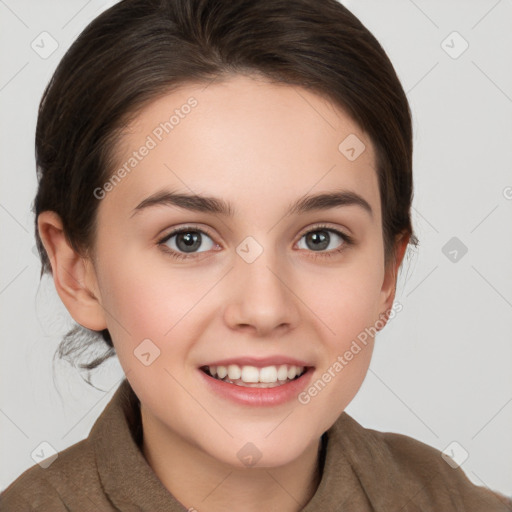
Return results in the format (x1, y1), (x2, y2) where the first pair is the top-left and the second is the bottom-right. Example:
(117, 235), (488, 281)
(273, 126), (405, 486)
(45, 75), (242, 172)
(130, 188), (373, 219)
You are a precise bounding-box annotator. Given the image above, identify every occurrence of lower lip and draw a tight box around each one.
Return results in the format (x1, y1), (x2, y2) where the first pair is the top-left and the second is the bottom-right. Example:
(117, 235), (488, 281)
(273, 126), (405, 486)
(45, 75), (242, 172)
(198, 367), (315, 406)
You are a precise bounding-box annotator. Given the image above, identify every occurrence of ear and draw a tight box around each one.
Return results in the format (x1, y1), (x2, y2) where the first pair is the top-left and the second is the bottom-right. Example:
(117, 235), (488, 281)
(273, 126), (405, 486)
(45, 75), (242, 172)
(37, 211), (107, 331)
(376, 232), (409, 330)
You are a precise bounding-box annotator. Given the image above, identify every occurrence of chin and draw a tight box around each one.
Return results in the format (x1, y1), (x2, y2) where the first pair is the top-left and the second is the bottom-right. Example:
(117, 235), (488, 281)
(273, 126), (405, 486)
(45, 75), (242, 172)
(202, 429), (319, 470)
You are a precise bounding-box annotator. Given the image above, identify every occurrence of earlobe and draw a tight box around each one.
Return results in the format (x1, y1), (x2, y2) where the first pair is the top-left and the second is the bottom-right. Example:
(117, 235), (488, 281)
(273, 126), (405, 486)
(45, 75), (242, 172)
(37, 211), (107, 331)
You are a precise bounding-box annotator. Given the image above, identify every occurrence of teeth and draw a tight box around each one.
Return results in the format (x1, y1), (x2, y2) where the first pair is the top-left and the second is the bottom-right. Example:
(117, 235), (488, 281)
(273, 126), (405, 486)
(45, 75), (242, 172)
(277, 365), (289, 381)
(241, 366), (259, 383)
(259, 366), (277, 383)
(216, 366), (228, 379)
(206, 364), (306, 384)
(287, 366), (297, 379)
(227, 364), (241, 380)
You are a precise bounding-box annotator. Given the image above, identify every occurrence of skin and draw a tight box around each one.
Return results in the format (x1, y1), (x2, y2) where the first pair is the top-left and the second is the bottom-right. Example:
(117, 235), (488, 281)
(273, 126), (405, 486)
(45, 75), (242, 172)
(38, 73), (408, 511)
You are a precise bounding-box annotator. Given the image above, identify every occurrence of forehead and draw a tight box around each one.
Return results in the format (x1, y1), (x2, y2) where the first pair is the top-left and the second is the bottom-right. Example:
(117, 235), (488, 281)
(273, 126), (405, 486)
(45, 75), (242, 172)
(102, 73), (380, 223)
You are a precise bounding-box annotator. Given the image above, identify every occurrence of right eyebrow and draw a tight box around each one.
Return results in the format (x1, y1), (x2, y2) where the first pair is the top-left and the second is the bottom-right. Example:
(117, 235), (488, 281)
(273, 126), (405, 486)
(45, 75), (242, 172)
(130, 189), (235, 218)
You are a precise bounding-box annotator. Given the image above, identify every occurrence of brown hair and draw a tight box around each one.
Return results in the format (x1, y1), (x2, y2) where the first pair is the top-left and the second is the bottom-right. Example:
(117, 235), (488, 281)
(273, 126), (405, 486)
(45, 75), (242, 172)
(33, 0), (418, 376)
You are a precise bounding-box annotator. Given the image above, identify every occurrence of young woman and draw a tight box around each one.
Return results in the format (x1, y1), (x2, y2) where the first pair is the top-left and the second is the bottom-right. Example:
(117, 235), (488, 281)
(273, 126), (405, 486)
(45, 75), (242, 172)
(1, 0), (510, 510)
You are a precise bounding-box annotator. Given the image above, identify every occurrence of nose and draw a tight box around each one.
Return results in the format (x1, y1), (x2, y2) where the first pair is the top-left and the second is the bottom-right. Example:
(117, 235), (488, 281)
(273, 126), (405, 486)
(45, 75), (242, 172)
(223, 245), (301, 337)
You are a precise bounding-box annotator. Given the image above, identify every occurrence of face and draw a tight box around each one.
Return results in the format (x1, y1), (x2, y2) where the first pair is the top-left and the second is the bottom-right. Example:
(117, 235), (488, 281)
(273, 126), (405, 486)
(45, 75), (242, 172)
(87, 73), (397, 468)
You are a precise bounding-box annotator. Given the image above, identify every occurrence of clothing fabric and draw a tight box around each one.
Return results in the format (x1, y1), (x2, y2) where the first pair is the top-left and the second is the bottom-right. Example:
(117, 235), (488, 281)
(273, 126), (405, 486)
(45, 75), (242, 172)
(1, 378), (510, 511)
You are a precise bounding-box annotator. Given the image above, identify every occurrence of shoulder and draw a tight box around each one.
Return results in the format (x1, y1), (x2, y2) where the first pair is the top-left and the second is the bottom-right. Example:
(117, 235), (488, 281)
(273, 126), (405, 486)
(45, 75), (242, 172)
(0, 437), (112, 512)
(333, 414), (512, 511)
(371, 426), (511, 510)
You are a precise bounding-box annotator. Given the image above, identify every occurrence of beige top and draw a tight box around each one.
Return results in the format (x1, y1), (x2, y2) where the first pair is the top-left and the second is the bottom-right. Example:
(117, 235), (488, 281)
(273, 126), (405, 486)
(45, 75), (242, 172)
(1, 378), (510, 511)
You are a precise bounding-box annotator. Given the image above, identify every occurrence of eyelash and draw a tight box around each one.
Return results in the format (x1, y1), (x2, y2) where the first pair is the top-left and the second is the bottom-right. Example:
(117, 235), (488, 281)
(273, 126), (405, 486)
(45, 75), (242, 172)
(157, 224), (354, 261)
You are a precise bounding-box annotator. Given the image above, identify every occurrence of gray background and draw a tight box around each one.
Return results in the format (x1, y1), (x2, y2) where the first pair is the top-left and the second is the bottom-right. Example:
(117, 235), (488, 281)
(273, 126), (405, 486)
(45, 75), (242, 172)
(1, 0), (511, 497)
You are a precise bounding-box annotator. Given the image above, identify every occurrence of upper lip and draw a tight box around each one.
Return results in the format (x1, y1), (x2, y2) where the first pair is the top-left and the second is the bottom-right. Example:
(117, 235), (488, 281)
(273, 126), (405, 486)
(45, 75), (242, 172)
(200, 356), (314, 368)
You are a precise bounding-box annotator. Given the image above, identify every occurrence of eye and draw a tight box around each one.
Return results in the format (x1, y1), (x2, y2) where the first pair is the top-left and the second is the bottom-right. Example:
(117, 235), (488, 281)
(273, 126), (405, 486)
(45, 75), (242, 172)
(157, 226), (217, 260)
(296, 225), (354, 258)
(157, 223), (354, 261)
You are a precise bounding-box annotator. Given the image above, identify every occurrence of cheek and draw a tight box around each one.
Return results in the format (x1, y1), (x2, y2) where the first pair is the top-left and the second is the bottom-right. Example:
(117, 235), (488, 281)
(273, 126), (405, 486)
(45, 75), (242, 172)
(95, 249), (212, 358)
(295, 259), (382, 406)
(300, 261), (383, 345)
(92, 245), (168, 345)
(296, 270), (380, 428)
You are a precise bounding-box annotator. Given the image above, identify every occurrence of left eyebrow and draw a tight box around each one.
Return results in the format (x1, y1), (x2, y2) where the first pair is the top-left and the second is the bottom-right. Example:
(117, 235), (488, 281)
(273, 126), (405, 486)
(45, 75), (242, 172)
(130, 188), (373, 219)
(288, 189), (373, 218)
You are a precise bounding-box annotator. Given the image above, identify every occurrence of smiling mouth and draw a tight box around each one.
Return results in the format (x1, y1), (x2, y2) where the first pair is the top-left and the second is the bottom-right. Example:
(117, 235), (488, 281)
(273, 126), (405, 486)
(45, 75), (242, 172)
(200, 364), (311, 388)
